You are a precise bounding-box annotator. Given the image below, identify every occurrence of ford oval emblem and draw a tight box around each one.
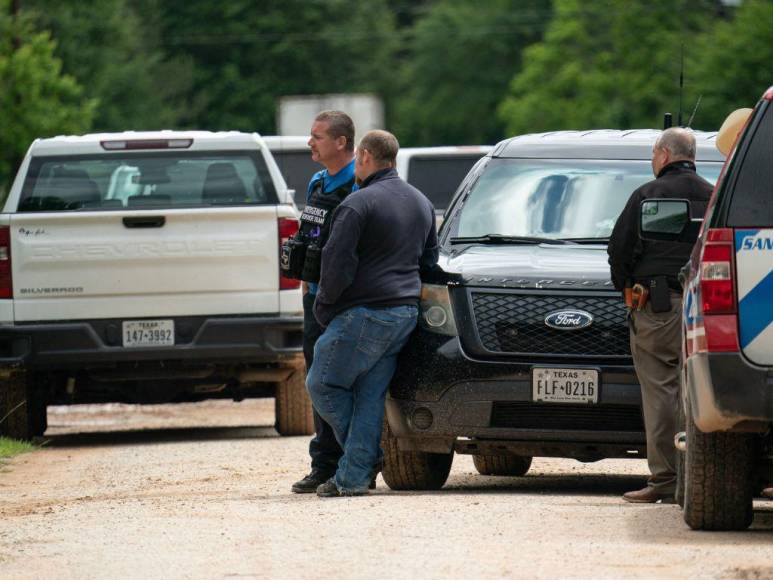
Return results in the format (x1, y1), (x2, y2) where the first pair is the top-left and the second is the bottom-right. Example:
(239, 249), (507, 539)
(544, 309), (594, 330)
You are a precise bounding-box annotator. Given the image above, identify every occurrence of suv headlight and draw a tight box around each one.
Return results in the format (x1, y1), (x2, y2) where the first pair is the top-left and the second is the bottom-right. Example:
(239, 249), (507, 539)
(419, 284), (458, 336)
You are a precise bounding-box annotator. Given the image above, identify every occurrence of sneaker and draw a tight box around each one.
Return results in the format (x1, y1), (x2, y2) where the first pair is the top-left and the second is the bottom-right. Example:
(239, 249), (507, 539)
(316, 478), (368, 498)
(291, 469), (334, 494)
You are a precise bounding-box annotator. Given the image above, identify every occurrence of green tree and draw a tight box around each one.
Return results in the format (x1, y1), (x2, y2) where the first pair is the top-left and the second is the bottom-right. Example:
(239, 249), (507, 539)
(690, 0), (773, 130)
(153, 0), (397, 134)
(0, 3), (95, 193)
(498, 0), (718, 135)
(393, 0), (552, 146)
(25, 0), (194, 132)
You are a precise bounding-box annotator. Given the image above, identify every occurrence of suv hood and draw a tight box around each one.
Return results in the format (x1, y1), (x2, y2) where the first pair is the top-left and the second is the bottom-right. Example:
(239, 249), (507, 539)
(437, 244), (615, 290)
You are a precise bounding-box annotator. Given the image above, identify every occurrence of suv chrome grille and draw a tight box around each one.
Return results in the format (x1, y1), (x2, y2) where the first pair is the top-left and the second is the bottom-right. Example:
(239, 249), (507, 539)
(471, 291), (631, 358)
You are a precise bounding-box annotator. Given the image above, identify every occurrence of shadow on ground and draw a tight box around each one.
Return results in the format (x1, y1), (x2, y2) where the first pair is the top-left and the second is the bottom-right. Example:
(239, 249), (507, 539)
(40, 425), (280, 449)
(623, 496), (773, 542)
(397, 471), (648, 497)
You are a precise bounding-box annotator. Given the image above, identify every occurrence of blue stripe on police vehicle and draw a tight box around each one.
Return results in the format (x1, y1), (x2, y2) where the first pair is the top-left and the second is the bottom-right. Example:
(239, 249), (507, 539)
(736, 229), (773, 360)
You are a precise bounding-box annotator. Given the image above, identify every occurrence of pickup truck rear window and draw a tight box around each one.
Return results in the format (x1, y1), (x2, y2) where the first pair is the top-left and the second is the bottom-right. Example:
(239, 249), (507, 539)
(18, 151), (278, 212)
(727, 105), (773, 227)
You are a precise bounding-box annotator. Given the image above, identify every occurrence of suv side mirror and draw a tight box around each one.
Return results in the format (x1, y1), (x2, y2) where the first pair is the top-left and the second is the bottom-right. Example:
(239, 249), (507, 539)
(640, 199), (701, 242)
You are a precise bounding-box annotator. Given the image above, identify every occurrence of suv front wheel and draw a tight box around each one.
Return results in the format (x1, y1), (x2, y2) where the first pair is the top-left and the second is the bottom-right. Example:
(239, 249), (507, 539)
(381, 421), (453, 490)
(683, 400), (757, 530)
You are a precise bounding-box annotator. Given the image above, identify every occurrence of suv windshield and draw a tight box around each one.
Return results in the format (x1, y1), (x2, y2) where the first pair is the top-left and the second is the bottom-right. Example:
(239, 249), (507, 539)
(456, 158), (721, 241)
(727, 105), (773, 227)
(18, 151), (278, 212)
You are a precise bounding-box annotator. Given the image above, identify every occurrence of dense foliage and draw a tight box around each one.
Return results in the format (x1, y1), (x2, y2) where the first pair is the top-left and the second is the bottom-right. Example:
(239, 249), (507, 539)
(2, 0), (772, 191)
(0, 1), (96, 192)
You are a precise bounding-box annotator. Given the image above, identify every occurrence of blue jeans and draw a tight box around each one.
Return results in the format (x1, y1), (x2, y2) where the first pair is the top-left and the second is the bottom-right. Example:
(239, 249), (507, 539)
(306, 305), (418, 492)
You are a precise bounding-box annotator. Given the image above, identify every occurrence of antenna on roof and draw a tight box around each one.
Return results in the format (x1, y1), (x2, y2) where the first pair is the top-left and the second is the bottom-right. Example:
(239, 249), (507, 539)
(678, 44), (684, 126)
(663, 113), (673, 130)
(687, 94), (703, 128)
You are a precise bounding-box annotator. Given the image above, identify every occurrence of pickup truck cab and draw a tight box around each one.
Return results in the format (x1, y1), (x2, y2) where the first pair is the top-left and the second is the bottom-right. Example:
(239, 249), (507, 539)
(0, 131), (312, 440)
(395, 146), (493, 218)
(654, 87), (773, 531)
(262, 135), (320, 209)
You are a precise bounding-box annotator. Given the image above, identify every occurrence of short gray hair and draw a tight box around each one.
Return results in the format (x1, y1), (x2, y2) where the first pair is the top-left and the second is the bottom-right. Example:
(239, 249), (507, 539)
(655, 127), (696, 160)
(358, 130), (399, 167)
(314, 110), (355, 152)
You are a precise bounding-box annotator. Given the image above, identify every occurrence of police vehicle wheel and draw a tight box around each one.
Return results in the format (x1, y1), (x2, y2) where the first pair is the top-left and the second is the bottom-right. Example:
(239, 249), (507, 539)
(381, 421), (453, 490)
(0, 365), (45, 441)
(683, 401), (756, 531)
(274, 368), (314, 436)
(472, 454), (532, 477)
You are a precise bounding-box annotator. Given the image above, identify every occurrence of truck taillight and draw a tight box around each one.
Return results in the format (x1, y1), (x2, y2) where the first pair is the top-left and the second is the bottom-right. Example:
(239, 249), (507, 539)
(0, 226), (11, 299)
(700, 229), (736, 314)
(699, 228), (738, 352)
(278, 217), (301, 290)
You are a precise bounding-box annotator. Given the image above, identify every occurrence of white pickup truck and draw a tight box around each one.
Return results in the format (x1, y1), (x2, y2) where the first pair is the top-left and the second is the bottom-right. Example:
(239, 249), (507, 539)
(0, 131), (313, 440)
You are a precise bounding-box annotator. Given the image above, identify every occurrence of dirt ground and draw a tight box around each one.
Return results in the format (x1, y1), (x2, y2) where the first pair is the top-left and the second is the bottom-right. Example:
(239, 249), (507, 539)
(1, 400), (771, 580)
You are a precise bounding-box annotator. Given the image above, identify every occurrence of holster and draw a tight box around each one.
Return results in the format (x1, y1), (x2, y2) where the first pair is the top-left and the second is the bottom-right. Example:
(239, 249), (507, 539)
(630, 283), (649, 311)
(648, 276), (672, 313)
(300, 242), (322, 283)
(280, 235), (307, 280)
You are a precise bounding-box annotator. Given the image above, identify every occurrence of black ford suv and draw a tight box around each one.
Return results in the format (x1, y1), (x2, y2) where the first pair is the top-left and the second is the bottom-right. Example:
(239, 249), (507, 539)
(381, 130), (724, 490)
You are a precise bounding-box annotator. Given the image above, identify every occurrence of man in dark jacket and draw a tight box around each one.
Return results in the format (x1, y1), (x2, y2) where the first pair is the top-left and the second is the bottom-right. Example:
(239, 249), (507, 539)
(306, 129), (438, 497)
(608, 127), (713, 503)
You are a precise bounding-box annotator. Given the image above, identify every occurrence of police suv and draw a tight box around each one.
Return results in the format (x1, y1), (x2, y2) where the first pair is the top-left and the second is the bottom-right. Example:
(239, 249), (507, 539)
(655, 87), (773, 531)
(0, 131), (312, 440)
(380, 129), (724, 491)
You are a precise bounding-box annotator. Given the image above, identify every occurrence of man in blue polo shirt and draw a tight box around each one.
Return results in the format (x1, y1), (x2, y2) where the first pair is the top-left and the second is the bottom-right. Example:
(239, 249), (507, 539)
(291, 111), (358, 494)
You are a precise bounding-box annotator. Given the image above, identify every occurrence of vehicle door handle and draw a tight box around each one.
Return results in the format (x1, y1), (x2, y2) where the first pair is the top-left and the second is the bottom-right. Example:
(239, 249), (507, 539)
(122, 216), (166, 228)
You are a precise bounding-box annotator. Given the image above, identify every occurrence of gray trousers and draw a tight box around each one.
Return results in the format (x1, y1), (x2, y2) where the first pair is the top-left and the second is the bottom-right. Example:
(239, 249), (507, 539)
(629, 293), (682, 492)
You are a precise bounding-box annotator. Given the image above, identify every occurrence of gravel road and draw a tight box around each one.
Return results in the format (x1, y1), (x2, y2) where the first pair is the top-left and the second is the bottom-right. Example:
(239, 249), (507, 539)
(1, 400), (771, 580)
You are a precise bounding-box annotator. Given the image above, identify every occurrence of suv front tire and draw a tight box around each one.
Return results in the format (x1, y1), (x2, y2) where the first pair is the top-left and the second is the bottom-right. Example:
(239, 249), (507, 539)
(381, 422), (453, 490)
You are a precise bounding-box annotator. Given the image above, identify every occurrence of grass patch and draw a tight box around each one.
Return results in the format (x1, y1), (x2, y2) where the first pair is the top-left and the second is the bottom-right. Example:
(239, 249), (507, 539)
(0, 437), (34, 460)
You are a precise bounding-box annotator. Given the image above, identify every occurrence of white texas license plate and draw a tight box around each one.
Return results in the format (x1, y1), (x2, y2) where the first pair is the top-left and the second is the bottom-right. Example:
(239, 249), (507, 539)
(532, 368), (599, 404)
(122, 320), (175, 348)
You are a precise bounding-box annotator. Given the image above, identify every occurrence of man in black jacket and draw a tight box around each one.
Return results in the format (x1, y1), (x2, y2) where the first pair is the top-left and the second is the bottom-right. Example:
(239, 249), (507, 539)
(608, 127), (713, 503)
(306, 130), (438, 497)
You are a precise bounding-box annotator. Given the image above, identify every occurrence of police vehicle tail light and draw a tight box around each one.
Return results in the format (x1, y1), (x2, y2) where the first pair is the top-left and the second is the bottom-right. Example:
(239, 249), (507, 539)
(420, 284), (458, 336)
(698, 228), (739, 353)
(0, 226), (11, 299)
(700, 229), (736, 315)
(278, 217), (301, 290)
